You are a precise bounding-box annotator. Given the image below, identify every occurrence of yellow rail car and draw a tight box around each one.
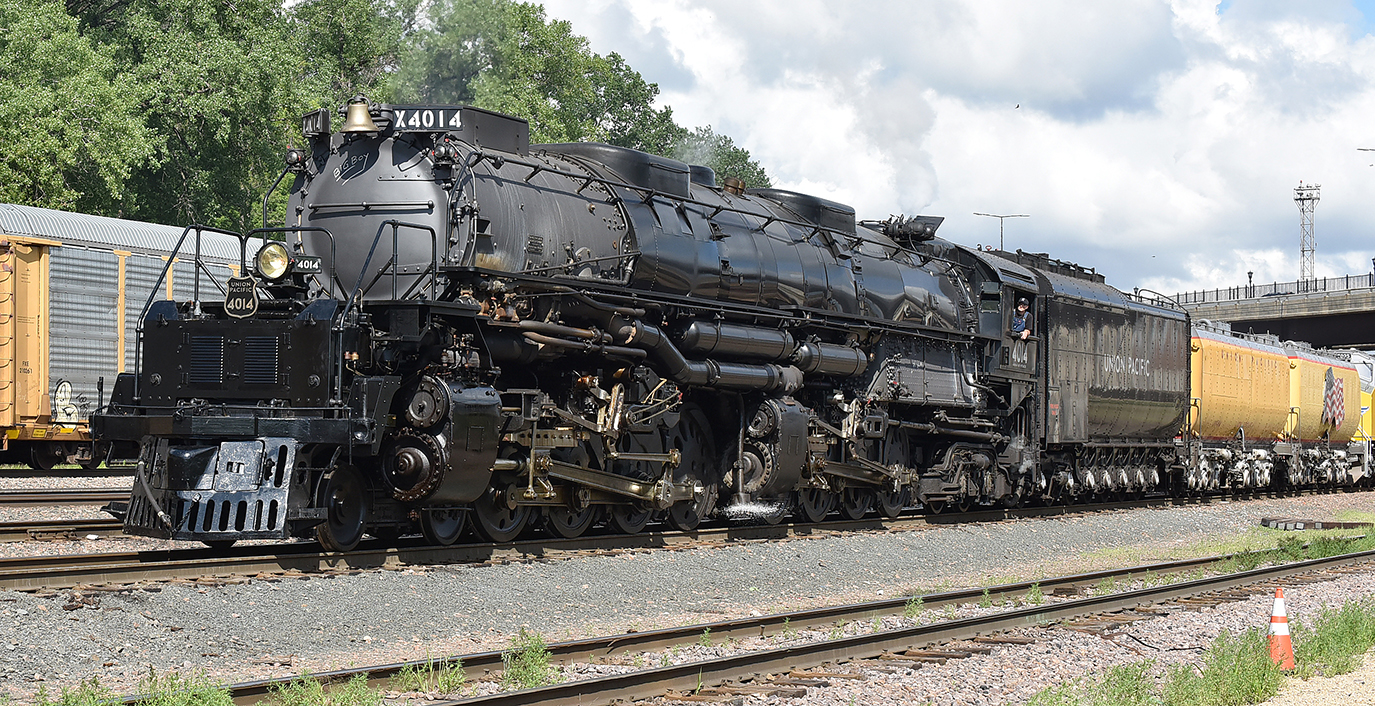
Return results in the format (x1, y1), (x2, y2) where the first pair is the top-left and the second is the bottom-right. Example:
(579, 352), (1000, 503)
(0, 205), (245, 470)
(1185, 323), (1291, 489)
(1189, 324), (1289, 442)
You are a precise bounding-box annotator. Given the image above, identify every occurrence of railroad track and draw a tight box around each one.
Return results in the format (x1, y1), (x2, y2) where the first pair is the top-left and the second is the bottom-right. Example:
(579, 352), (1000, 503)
(2, 487), (1364, 591)
(163, 544), (1375, 705)
(0, 487), (128, 507)
(0, 518), (124, 543)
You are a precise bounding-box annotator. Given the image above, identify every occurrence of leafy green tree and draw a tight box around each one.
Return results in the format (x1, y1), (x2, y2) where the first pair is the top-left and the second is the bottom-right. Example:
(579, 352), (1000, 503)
(76, 0), (299, 230)
(291, 0), (421, 107)
(673, 126), (772, 189)
(399, 1), (686, 153)
(0, 0), (153, 212)
(393, 0), (507, 105)
(398, 0), (769, 183)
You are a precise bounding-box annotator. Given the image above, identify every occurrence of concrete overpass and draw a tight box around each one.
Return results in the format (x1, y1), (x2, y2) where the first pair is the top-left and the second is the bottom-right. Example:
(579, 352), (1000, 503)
(1175, 273), (1375, 348)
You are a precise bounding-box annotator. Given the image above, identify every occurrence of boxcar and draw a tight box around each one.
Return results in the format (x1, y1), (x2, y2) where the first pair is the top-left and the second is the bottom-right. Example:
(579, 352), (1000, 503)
(0, 204), (247, 469)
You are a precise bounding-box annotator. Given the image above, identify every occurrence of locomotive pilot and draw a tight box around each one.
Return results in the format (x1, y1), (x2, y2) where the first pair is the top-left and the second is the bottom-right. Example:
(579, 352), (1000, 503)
(1010, 297), (1032, 340)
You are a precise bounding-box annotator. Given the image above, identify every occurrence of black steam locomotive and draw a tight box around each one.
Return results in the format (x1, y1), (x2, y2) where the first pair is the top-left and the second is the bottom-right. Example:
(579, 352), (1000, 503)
(93, 99), (1211, 550)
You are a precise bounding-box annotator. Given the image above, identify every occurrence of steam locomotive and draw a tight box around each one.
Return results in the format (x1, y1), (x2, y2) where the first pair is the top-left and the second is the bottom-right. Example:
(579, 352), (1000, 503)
(92, 99), (1368, 551)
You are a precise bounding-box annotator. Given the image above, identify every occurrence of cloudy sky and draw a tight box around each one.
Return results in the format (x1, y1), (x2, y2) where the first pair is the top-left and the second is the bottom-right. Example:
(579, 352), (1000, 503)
(539, 0), (1375, 295)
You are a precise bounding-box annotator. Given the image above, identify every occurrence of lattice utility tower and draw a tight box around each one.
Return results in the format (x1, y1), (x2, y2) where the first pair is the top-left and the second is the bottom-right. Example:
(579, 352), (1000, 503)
(1295, 182), (1321, 281)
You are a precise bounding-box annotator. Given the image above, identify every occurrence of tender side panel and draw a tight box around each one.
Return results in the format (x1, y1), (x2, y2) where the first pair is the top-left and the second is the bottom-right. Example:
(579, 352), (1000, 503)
(1190, 330), (1289, 441)
(1044, 291), (1189, 443)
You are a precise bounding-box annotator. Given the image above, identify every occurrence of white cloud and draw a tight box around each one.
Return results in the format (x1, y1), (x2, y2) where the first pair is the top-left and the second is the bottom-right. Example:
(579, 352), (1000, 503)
(540, 0), (1375, 294)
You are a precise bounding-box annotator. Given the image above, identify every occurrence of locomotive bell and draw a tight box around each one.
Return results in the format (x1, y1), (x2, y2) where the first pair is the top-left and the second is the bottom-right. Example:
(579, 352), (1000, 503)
(340, 96), (379, 134)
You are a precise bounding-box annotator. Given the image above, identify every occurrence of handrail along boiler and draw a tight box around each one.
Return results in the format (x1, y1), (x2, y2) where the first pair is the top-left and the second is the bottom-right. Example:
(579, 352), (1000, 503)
(93, 98), (1369, 550)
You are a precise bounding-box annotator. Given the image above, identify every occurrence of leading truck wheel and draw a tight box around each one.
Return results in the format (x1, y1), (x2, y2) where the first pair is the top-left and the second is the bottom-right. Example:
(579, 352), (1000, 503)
(315, 466), (369, 552)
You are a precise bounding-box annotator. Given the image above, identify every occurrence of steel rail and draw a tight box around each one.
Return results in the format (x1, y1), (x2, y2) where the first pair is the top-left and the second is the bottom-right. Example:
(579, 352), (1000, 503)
(0, 518), (123, 543)
(1, 488), (1364, 591)
(190, 544), (1375, 705)
(0, 488), (128, 506)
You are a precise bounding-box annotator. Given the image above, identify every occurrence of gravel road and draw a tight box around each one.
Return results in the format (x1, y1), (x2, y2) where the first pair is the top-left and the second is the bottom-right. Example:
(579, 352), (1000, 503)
(0, 491), (1369, 703)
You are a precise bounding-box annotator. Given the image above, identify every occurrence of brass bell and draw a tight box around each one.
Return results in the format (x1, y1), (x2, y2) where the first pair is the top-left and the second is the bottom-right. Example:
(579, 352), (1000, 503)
(340, 95), (378, 134)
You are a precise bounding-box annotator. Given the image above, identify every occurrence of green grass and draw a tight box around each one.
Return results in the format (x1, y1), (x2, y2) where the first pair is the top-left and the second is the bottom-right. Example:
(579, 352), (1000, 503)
(978, 588), (992, 608)
(25, 672), (233, 706)
(500, 628), (556, 690)
(267, 674), (381, 706)
(1293, 598), (1375, 679)
(390, 656), (466, 694)
(1026, 582), (1045, 605)
(1027, 662), (1157, 706)
(698, 626), (712, 647)
(903, 595), (924, 617)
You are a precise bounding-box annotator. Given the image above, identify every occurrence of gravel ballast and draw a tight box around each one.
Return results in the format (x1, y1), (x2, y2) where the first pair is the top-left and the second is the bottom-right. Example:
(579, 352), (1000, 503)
(0, 491), (1370, 702)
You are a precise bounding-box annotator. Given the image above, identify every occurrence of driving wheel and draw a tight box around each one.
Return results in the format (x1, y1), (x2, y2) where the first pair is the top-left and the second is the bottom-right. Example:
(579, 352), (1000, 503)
(315, 465), (369, 552)
(794, 488), (835, 523)
(665, 405), (719, 531)
(608, 504), (652, 534)
(545, 505), (598, 539)
(876, 487), (907, 518)
(470, 485), (530, 543)
(420, 507), (466, 545)
(838, 487), (873, 520)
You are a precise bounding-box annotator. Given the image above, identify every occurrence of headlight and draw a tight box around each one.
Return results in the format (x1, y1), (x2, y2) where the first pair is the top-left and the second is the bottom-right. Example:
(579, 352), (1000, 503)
(255, 242), (291, 281)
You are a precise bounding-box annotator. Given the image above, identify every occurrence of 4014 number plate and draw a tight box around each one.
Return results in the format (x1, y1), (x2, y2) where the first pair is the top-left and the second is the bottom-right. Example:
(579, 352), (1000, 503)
(224, 276), (259, 319)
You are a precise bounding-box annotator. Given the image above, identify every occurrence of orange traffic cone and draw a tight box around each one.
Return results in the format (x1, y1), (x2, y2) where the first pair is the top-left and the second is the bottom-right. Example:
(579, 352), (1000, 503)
(1268, 587), (1295, 670)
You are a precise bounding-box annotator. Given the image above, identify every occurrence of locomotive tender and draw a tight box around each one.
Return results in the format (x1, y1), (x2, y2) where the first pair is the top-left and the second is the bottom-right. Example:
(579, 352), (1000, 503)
(93, 98), (1368, 550)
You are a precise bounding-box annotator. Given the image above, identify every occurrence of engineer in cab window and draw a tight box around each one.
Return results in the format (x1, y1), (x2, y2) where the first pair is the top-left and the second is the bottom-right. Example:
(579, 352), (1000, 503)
(1009, 297), (1032, 340)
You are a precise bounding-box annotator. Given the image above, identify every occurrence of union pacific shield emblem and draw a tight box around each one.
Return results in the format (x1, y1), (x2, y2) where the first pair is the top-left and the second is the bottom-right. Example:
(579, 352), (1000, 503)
(224, 276), (259, 319)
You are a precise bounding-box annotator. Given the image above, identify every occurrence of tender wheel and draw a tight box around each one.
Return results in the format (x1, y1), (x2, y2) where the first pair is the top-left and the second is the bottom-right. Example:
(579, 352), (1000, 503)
(925, 499), (947, 515)
(420, 507), (466, 545)
(608, 504), (652, 534)
(839, 488), (873, 520)
(794, 488), (835, 523)
(876, 487), (907, 518)
(202, 539), (236, 551)
(315, 465), (369, 552)
(544, 505), (598, 539)
(470, 486), (530, 543)
(27, 444), (63, 471)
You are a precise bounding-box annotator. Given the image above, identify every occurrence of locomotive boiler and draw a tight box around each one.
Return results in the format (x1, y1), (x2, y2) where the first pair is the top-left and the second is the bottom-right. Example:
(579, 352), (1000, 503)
(92, 98), (1364, 551)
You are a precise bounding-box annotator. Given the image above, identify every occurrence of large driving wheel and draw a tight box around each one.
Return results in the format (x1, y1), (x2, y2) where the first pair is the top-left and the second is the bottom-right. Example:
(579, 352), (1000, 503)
(665, 405), (719, 531)
(315, 465), (369, 552)
(470, 485), (530, 543)
(608, 504), (652, 534)
(794, 488), (835, 523)
(420, 507), (466, 545)
(838, 487), (873, 520)
(876, 487), (907, 518)
(545, 505), (598, 539)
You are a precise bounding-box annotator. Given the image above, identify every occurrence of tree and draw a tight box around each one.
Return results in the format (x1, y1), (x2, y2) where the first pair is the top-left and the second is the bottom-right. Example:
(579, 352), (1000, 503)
(393, 0), (507, 105)
(75, 0), (301, 230)
(291, 0), (421, 107)
(0, 0), (153, 212)
(672, 126), (771, 189)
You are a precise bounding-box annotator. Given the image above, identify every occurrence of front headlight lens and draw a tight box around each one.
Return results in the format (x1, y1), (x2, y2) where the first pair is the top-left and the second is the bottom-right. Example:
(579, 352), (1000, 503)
(256, 242), (291, 280)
